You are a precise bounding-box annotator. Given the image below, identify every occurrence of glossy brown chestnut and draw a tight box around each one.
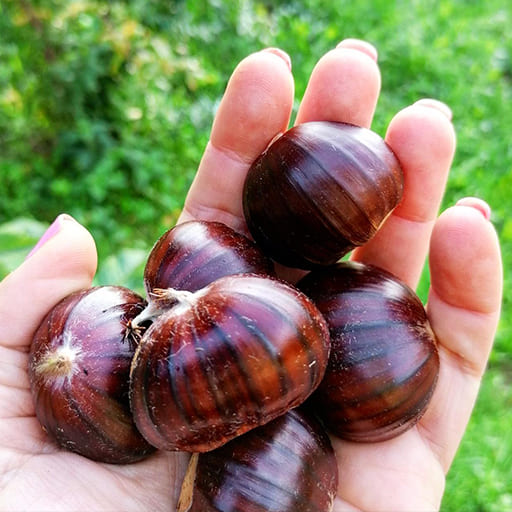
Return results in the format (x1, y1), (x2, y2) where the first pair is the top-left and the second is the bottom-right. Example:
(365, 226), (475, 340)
(298, 262), (439, 442)
(29, 286), (155, 463)
(143, 220), (274, 295)
(178, 408), (338, 512)
(129, 274), (330, 452)
(243, 121), (404, 269)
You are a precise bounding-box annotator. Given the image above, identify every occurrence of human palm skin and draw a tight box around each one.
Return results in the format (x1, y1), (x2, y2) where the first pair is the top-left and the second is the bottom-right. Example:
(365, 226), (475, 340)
(0, 39), (502, 512)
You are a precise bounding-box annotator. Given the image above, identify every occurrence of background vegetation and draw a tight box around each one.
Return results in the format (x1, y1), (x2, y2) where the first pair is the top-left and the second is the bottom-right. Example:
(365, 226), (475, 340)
(1, 1), (510, 509)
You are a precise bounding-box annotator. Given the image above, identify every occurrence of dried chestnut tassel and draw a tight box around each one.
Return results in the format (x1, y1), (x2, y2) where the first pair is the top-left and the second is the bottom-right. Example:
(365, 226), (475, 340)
(177, 408), (338, 512)
(243, 121), (404, 269)
(298, 261), (439, 442)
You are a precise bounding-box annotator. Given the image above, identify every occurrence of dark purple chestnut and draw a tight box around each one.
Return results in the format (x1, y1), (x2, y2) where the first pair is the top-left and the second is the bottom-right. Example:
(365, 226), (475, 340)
(129, 274), (330, 452)
(143, 220), (274, 295)
(28, 286), (155, 463)
(177, 408), (338, 512)
(298, 262), (439, 442)
(243, 121), (404, 269)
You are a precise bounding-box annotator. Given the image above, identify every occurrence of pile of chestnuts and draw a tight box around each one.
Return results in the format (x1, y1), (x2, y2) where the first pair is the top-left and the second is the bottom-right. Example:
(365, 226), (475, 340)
(29, 121), (439, 512)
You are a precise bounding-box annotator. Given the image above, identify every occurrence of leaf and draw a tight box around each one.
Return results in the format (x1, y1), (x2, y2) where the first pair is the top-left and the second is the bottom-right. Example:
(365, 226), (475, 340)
(93, 247), (147, 295)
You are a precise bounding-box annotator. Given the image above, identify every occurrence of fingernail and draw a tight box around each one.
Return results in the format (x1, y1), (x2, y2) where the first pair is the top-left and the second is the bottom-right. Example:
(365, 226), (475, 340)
(414, 98), (453, 121)
(261, 47), (292, 71)
(26, 214), (75, 260)
(336, 39), (378, 62)
(456, 197), (492, 221)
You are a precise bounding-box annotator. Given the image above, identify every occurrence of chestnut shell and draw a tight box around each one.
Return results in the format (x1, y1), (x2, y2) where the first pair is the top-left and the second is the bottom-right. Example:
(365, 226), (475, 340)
(143, 220), (274, 294)
(243, 121), (404, 269)
(28, 286), (155, 463)
(183, 408), (338, 512)
(129, 274), (330, 452)
(298, 262), (439, 442)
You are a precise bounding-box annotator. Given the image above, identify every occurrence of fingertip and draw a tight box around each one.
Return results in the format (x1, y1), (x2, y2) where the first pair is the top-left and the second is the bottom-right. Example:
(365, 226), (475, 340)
(455, 196), (492, 221)
(25, 213), (71, 260)
(210, 48), (295, 158)
(386, 101), (456, 222)
(429, 202), (502, 315)
(295, 40), (381, 127)
(413, 98), (453, 122)
(259, 47), (292, 72)
(336, 38), (379, 62)
(25, 214), (98, 283)
(387, 101), (456, 165)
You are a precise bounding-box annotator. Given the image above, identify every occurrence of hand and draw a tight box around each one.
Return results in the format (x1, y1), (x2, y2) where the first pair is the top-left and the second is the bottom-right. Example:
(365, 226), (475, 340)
(0, 40), (502, 512)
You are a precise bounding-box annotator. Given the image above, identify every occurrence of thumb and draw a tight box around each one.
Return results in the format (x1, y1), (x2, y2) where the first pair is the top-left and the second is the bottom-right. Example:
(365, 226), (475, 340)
(0, 214), (98, 351)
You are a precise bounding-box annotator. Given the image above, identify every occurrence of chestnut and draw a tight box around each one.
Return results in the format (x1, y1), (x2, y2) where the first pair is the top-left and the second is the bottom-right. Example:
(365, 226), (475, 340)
(178, 408), (338, 512)
(28, 286), (155, 463)
(129, 274), (330, 452)
(243, 121), (404, 269)
(298, 262), (439, 442)
(143, 220), (275, 294)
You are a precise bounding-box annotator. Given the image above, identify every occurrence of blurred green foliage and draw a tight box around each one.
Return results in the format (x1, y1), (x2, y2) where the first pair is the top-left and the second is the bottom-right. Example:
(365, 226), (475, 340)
(2, 0), (511, 349)
(0, 0), (220, 254)
(1, 1), (511, 509)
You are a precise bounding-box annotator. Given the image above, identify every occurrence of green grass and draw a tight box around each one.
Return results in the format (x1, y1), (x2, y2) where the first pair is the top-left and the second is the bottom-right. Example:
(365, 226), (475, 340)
(442, 366), (512, 511)
(1, 1), (511, 509)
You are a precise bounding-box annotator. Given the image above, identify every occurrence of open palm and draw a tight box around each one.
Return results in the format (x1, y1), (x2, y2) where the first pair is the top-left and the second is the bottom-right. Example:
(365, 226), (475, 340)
(0, 40), (502, 512)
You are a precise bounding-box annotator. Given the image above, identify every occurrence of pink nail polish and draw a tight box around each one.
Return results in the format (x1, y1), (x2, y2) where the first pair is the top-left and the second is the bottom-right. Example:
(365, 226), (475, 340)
(456, 197), (492, 221)
(336, 39), (378, 62)
(26, 214), (74, 260)
(261, 47), (292, 71)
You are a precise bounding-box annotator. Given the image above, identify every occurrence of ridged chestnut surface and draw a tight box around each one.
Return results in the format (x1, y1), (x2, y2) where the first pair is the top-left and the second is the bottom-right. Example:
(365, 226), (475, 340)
(179, 408), (338, 512)
(243, 121), (404, 269)
(129, 274), (330, 452)
(143, 220), (274, 294)
(298, 262), (439, 442)
(29, 286), (155, 463)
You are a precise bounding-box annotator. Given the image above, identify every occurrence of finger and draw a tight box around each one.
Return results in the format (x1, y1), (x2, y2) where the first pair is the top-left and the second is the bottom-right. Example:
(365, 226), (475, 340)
(179, 48), (294, 232)
(352, 100), (456, 288)
(0, 214), (97, 351)
(332, 429), (446, 512)
(418, 200), (502, 471)
(294, 38), (381, 127)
